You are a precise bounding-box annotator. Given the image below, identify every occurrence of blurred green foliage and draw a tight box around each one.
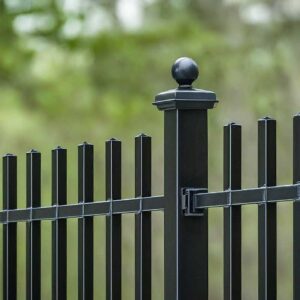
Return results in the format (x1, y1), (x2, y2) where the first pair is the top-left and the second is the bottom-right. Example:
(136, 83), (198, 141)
(1, 0), (300, 299)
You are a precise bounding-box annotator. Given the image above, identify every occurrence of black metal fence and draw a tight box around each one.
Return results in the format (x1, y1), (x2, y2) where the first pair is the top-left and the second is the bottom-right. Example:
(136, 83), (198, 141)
(1, 57), (299, 300)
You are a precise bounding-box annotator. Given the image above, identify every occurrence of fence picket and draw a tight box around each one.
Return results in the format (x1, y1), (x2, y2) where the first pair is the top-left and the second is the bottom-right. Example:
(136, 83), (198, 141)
(293, 114), (300, 300)
(26, 150), (41, 300)
(106, 138), (122, 300)
(3, 154), (17, 300)
(258, 117), (277, 300)
(223, 123), (241, 300)
(135, 134), (152, 300)
(78, 142), (94, 300)
(52, 146), (67, 300)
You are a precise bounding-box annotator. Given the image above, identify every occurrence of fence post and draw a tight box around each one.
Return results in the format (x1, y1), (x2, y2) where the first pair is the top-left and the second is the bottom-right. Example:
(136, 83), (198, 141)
(154, 57), (217, 300)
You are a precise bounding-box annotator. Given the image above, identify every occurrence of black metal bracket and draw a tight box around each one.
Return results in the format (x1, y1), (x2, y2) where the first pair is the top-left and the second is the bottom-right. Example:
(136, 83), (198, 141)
(181, 188), (207, 216)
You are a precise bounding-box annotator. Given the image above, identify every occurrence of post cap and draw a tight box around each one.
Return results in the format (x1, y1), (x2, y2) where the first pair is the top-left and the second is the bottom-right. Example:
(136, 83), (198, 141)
(171, 57), (199, 87)
(154, 57), (218, 111)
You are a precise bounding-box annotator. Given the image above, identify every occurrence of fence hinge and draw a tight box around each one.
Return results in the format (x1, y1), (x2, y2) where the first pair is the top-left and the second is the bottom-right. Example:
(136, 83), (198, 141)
(181, 187), (207, 216)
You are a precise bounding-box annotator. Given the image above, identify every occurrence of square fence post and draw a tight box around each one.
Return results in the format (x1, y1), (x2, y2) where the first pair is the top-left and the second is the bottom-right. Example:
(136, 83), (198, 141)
(154, 57), (218, 300)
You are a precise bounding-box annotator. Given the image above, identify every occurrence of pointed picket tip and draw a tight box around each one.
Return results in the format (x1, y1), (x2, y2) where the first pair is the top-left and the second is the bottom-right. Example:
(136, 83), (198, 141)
(4, 153), (15, 157)
(27, 149), (39, 154)
(53, 145), (66, 152)
(106, 137), (121, 143)
(135, 133), (150, 139)
(259, 116), (274, 121)
(78, 141), (93, 147)
(225, 122), (241, 127)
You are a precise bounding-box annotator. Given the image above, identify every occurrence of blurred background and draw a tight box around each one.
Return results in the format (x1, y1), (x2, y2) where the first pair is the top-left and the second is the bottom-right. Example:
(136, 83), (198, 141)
(1, 0), (300, 299)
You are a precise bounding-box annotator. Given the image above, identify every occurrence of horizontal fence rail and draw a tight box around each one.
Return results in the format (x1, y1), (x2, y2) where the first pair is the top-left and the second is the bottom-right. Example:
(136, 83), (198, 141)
(195, 184), (300, 209)
(0, 196), (164, 223)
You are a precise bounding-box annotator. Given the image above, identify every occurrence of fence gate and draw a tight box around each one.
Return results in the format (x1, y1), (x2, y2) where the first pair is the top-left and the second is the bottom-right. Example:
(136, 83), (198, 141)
(1, 57), (300, 300)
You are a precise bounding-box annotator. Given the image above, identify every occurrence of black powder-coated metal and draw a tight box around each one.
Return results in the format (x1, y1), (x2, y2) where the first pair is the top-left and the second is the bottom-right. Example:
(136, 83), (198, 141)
(293, 114), (300, 300)
(78, 143), (94, 300)
(156, 58), (219, 300)
(223, 123), (241, 300)
(195, 184), (300, 208)
(106, 139), (122, 300)
(26, 150), (41, 300)
(2, 57), (300, 300)
(155, 58), (218, 300)
(135, 134), (152, 300)
(0, 196), (164, 223)
(3, 154), (17, 300)
(163, 109), (209, 300)
(258, 118), (277, 300)
(52, 147), (67, 300)
(171, 57), (199, 86)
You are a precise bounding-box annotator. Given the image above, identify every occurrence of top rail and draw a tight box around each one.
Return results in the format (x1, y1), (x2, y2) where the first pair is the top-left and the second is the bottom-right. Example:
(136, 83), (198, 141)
(195, 183), (300, 209)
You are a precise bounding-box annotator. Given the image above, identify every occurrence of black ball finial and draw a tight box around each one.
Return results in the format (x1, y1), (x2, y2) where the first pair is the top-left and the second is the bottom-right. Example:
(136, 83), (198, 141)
(171, 57), (199, 87)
